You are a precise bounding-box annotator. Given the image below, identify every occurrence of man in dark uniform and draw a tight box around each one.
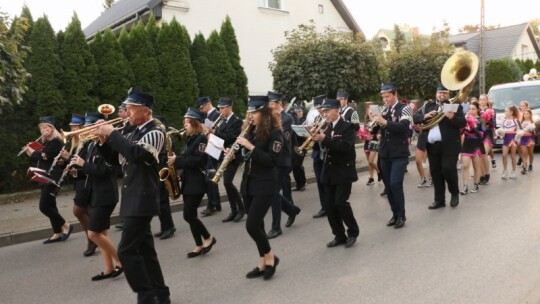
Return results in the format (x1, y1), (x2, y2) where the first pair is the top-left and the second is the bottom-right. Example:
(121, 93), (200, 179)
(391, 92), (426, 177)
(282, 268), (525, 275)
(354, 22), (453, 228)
(313, 99), (360, 248)
(267, 92), (301, 239)
(337, 89), (360, 131)
(152, 115), (176, 240)
(290, 105), (307, 191)
(213, 97), (246, 223)
(115, 101), (135, 230)
(198, 97), (222, 216)
(413, 85), (466, 209)
(94, 88), (170, 304)
(309, 95), (328, 218)
(373, 83), (412, 228)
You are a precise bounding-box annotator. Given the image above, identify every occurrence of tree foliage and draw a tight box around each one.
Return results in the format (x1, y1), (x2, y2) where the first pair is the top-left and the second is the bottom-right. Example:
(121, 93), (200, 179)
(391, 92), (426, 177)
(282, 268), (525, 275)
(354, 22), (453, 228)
(0, 13), (30, 106)
(220, 16), (248, 114)
(270, 21), (381, 100)
(485, 57), (522, 90)
(103, 0), (116, 10)
(155, 18), (198, 128)
(191, 33), (218, 101)
(206, 30), (236, 101)
(393, 24), (405, 54)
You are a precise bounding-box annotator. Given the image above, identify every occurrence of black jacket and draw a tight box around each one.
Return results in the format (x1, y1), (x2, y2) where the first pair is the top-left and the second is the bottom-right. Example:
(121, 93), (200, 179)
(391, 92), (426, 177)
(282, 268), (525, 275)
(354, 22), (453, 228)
(215, 114), (243, 165)
(321, 118), (358, 185)
(174, 133), (208, 196)
(241, 127), (282, 196)
(378, 102), (411, 159)
(413, 101), (466, 155)
(81, 141), (119, 207)
(30, 137), (63, 181)
(278, 110), (293, 168)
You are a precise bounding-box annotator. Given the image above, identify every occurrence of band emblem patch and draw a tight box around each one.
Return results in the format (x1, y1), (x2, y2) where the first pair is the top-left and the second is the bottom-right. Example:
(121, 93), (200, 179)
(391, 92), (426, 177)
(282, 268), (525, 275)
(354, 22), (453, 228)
(272, 141), (282, 153)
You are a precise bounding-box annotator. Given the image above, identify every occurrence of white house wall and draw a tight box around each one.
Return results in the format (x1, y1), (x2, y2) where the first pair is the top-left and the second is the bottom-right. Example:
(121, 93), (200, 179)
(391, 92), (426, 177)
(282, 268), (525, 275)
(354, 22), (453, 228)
(160, 0), (352, 95)
(511, 31), (538, 61)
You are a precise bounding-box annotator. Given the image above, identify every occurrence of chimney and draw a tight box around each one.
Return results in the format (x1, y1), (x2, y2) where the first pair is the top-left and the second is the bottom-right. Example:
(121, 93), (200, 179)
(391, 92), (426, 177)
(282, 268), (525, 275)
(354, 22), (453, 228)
(412, 27), (419, 37)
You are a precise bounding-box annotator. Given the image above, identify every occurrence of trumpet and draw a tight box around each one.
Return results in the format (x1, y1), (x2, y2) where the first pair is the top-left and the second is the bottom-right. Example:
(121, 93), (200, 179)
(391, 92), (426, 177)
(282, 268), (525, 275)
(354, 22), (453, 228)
(211, 115), (225, 132)
(17, 135), (44, 156)
(60, 117), (126, 142)
(294, 116), (329, 156)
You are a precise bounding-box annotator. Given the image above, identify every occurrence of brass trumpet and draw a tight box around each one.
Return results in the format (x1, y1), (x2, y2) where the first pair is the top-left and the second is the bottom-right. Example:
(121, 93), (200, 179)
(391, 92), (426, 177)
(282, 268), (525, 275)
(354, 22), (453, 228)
(294, 117), (329, 156)
(60, 117), (126, 142)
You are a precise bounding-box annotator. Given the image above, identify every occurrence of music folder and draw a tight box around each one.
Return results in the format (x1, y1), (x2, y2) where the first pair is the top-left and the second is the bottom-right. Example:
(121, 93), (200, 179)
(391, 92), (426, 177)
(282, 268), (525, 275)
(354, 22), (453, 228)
(205, 134), (224, 160)
(291, 125), (311, 137)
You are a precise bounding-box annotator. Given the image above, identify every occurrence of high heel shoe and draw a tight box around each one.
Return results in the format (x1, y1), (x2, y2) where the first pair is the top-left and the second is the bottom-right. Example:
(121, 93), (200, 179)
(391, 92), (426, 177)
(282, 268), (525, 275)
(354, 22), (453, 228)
(263, 256), (280, 280)
(201, 237), (216, 254)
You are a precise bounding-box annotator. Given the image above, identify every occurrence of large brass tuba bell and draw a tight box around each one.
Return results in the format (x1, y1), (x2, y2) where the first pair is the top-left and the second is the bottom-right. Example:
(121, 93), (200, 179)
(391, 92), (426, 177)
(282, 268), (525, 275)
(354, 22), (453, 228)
(417, 50), (479, 130)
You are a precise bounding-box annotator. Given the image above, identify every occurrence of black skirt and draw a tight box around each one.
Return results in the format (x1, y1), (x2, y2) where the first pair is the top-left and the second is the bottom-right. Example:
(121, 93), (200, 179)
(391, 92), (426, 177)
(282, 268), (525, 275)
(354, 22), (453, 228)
(88, 204), (116, 232)
(462, 138), (486, 155)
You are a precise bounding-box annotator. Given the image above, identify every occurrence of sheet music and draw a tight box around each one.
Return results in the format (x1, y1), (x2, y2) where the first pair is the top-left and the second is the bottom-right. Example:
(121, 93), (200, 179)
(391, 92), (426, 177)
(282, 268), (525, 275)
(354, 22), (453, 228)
(291, 125), (311, 137)
(442, 103), (459, 113)
(369, 105), (381, 116)
(205, 134), (224, 160)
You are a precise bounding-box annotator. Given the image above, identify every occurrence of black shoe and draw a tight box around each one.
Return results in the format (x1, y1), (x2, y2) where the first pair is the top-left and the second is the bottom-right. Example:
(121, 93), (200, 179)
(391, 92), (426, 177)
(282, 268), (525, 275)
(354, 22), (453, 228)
(366, 177), (375, 186)
(517, 158), (522, 166)
(83, 242), (98, 257)
(394, 217), (405, 228)
(450, 195), (459, 207)
(91, 271), (114, 281)
(386, 216), (397, 227)
(313, 209), (327, 218)
(158, 296), (171, 304)
(187, 250), (203, 258)
(285, 208), (301, 227)
(266, 229), (282, 239)
(345, 236), (357, 248)
(293, 186), (306, 191)
(201, 208), (215, 217)
(201, 237), (217, 254)
(110, 266), (124, 278)
(43, 236), (63, 244)
(233, 210), (245, 222)
(246, 267), (265, 279)
(115, 223), (123, 230)
(62, 224), (74, 241)
(380, 189), (387, 196)
(159, 227), (176, 240)
(222, 212), (236, 222)
(263, 256), (280, 280)
(326, 237), (347, 248)
(153, 231), (164, 238)
(428, 201), (446, 210)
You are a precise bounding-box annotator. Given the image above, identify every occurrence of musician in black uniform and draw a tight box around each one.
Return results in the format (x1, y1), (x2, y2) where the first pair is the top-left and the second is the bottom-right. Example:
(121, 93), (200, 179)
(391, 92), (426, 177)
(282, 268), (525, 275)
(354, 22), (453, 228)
(235, 95), (281, 280)
(152, 115), (176, 240)
(312, 99), (360, 248)
(214, 97), (245, 223)
(70, 113), (123, 281)
(94, 88), (170, 304)
(413, 85), (466, 209)
(337, 89), (360, 131)
(373, 83), (412, 229)
(267, 92), (301, 239)
(310, 95), (328, 218)
(22, 116), (73, 244)
(59, 113), (96, 256)
(198, 96), (222, 216)
(168, 108), (217, 258)
(290, 105), (307, 191)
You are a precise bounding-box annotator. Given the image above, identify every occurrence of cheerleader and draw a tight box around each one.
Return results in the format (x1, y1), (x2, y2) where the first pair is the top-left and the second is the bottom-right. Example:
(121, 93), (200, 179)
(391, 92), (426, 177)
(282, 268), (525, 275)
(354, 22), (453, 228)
(496, 105), (520, 179)
(479, 94), (495, 183)
(460, 102), (486, 194)
(519, 109), (535, 173)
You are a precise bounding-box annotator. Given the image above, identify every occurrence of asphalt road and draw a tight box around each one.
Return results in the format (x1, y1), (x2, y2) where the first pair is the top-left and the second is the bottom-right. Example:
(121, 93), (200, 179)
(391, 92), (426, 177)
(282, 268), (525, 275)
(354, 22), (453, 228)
(1, 157), (540, 304)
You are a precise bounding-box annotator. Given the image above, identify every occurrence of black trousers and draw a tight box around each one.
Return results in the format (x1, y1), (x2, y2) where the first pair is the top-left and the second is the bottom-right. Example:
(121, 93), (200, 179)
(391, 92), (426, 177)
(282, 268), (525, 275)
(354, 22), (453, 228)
(292, 153), (306, 189)
(271, 167), (299, 230)
(39, 184), (66, 233)
(427, 142), (460, 203)
(324, 182), (359, 240)
(157, 183), (175, 232)
(313, 157), (326, 210)
(244, 194), (273, 256)
(379, 157), (408, 218)
(183, 194), (210, 246)
(206, 158), (221, 209)
(118, 216), (169, 303)
(223, 162), (244, 213)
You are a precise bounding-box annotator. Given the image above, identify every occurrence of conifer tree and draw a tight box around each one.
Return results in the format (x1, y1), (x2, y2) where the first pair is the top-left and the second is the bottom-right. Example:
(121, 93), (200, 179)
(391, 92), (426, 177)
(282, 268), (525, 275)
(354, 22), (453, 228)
(156, 18), (198, 127)
(220, 16), (248, 113)
(91, 29), (133, 105)
(191, 33), (218, 101)
(59, 14), (98, 122)
(19, 5), (34, 39)
(145, 13), (159, 52)
(206, 30), (235, 104)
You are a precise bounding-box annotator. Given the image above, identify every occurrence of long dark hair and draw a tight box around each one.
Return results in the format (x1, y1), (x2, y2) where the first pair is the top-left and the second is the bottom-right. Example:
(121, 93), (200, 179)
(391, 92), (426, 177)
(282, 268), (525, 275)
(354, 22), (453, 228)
(247, 106), (282, 141)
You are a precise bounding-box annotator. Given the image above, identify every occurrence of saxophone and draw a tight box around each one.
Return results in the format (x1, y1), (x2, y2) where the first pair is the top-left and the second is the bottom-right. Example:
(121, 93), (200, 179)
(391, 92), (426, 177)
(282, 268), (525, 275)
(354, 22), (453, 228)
(159, 128), (185, 200)
(211, 121), (253, 184)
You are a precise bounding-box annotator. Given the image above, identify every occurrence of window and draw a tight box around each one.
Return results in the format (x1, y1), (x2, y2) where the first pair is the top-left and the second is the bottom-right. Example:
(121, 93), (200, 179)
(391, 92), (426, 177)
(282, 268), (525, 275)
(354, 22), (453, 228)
(521, 44), (528, 59)
(260, 0), (281, 9)
(318, 4), (324, 14)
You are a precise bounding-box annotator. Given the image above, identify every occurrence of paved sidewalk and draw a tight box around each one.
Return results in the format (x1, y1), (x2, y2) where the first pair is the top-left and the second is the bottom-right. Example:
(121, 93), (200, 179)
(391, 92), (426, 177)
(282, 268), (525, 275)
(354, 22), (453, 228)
(0, 143), (377, 247)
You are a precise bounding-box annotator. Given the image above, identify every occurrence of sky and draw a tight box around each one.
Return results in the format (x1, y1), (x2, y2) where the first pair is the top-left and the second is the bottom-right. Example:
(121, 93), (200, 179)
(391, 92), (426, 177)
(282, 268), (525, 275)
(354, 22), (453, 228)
(1, 0), (539, 38)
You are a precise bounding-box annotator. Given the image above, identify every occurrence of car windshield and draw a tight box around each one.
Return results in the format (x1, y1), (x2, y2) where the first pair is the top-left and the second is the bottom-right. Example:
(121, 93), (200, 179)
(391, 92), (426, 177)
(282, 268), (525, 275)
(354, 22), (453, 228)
(490, 85), (540, 111)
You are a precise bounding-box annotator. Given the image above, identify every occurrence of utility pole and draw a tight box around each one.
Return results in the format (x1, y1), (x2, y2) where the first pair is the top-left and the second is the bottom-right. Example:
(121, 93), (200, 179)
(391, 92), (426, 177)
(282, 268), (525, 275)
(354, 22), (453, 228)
(479, 0), (486, 94)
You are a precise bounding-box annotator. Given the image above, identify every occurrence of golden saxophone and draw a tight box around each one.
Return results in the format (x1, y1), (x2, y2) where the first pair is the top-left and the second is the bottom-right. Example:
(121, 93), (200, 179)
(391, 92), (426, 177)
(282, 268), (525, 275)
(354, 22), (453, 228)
(211, 120), (254, 184)
(159, 127), (185, 200)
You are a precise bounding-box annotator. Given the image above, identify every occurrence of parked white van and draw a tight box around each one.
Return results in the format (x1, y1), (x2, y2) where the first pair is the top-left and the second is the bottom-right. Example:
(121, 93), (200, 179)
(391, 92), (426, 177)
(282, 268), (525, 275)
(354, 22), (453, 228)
(488, 80), (540, 147)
